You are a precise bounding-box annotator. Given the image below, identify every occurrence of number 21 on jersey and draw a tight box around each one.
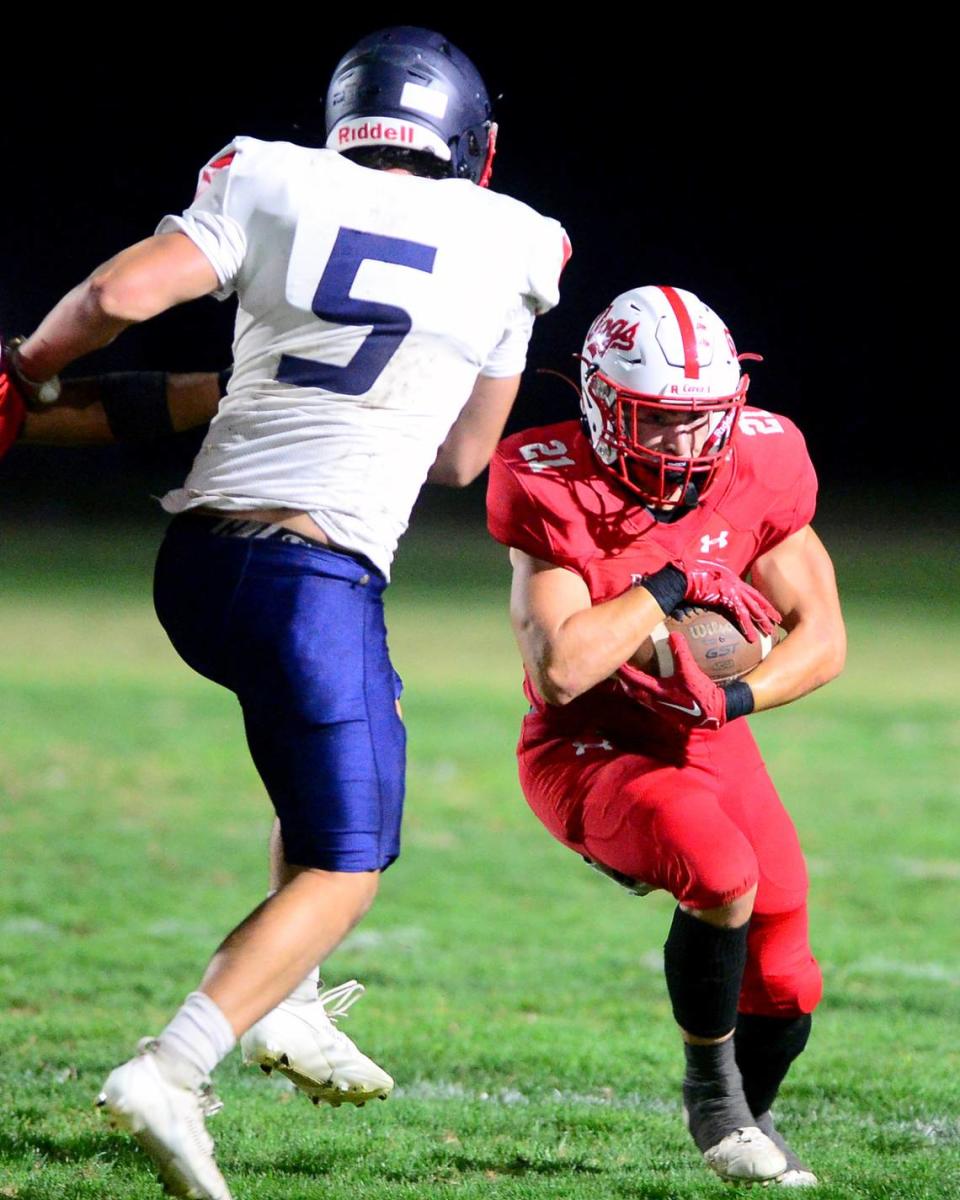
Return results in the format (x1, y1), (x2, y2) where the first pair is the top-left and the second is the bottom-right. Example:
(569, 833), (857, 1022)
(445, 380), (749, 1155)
(519, 439), (575, 472)
(278, 227), (437, 396)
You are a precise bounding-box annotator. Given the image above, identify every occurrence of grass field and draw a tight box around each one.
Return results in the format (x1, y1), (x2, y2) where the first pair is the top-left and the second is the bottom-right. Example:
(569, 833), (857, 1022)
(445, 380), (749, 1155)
(1, 512), (958, 1199)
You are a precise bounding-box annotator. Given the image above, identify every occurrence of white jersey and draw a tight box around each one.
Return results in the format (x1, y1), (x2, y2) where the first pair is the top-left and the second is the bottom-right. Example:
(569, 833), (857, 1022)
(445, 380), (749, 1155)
(158, 137), (568, 577)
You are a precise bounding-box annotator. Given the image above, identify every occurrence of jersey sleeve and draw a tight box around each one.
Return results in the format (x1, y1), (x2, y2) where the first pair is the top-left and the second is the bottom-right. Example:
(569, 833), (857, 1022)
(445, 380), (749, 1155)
(751, 415), (819, 556)
(486, 441), (557, 560)
(480, 299), (535, 377)
(481, 217), (570, 377)
(527, 218), (571, 316)
(155, 142), (248, 300)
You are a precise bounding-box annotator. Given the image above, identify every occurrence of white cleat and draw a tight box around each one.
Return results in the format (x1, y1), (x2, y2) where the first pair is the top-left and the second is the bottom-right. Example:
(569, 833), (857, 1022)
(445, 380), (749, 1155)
(758, 1108), (816, 1185)
(96, 1039), (232, 1200)
(702, 1126), (787, 1183)
(240, 979), (394, 1108)
(759, 1113), (818, 1187)
(765, 1167), (819, 1188)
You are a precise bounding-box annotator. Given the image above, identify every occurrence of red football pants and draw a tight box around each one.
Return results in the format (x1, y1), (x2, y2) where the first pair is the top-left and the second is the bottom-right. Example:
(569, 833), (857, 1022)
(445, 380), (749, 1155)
(518, 713), (822, 1017)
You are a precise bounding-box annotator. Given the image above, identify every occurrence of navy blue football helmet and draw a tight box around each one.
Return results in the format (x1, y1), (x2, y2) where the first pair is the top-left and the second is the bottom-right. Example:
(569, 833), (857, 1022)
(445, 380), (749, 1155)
(325, 27), (497, 186)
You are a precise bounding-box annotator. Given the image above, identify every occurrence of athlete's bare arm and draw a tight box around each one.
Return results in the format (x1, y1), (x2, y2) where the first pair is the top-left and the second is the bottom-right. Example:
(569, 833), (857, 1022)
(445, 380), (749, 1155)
(25, 368), (512, 472)
(20, 379), (113, 444)
(509, 548), (668, 705)
(14, 234), (219, 382)
(427, 372), (521, 486)
(742, 524), (846, 711)
(21, 373), (222, 445)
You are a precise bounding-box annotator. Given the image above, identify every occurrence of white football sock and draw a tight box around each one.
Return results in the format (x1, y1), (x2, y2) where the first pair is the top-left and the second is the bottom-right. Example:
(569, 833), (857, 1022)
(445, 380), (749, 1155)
(155, 991), (236, 1082)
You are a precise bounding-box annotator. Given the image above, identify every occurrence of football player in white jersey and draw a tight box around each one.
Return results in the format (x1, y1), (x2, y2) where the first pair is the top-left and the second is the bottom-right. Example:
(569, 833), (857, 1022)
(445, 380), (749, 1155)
(8, 27), (569, 1200)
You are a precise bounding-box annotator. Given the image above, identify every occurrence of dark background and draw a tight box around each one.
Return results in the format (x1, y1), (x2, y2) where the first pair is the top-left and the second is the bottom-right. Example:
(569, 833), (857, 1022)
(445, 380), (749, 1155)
(0, 22), (926, 525)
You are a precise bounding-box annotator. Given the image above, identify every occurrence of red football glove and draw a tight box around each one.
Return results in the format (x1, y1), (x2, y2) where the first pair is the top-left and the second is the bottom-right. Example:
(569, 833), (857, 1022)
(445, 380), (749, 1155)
(0, 349), (27, 461)
(620, 632), (729, 732)
(682, 561), (780, 643)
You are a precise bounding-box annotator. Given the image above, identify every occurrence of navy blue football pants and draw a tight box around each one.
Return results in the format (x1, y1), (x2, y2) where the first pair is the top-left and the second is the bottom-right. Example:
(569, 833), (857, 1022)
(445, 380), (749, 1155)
(153, 516), (405, 871)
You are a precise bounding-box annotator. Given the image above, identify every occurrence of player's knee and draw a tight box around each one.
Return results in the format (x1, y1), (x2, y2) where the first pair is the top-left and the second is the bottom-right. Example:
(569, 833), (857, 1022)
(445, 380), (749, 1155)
(741, 955), (822, 1017)
(695, 883), (758, 929)
(294, 866), (380, 916)
(352, 870), (380, 916)
(344, 871), (379, 924)
(686, 871), (759, 914)
(653, 814), (758, 909)
(740, 906), (823, 1016)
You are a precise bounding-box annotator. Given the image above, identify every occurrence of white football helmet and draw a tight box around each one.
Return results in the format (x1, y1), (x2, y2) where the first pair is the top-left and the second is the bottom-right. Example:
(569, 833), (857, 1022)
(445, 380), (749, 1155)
(580, 285), (754, 505)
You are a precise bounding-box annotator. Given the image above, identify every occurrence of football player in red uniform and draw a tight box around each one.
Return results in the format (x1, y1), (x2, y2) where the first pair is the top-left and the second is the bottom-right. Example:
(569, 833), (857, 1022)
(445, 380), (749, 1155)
(487, 285), (846, 1186)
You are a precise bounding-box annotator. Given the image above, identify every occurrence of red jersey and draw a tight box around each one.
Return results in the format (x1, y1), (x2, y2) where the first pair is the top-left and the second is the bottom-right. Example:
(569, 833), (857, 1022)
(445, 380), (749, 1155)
(0, 369), (26, 462)
(486, 407), (817, 740)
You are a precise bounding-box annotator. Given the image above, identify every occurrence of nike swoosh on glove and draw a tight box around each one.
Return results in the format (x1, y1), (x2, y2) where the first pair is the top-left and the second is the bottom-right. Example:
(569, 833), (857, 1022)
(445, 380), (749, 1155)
(619, 632), (729, 732)
(681, 561), (780, 644)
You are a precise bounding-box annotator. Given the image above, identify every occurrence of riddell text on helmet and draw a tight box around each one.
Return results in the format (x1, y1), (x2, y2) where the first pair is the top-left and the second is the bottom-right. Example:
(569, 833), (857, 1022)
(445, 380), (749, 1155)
(338, 122), (418, 146)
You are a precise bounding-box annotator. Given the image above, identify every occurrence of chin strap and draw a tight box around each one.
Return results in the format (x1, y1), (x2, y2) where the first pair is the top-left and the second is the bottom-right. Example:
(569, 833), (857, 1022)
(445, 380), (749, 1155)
(478, 122), (498, 188)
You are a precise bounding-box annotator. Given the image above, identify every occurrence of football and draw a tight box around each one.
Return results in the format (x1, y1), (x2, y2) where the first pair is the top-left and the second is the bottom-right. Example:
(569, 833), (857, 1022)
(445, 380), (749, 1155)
(629, 604), (779, 684)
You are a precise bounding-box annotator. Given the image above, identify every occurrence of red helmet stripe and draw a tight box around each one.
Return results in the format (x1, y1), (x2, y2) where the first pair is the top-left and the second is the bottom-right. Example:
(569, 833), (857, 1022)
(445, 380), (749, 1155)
(658, 285), (700, 380)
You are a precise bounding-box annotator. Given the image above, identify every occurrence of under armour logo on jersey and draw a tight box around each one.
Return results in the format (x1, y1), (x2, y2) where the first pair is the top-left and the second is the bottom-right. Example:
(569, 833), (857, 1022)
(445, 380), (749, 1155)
(700, 530), (729, 554)
(573, 739), (613, 756)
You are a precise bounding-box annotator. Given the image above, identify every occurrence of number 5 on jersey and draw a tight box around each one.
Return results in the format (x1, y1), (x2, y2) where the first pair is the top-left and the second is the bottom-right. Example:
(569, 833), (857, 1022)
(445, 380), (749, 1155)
(278, 227), (437, 395)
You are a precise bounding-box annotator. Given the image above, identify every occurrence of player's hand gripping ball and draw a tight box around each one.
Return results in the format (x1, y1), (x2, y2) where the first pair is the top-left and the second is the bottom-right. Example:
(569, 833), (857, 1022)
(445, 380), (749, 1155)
(681, 561), (780, 642)
(621, 632), (732, 731)
(630, 604), (780, 684)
